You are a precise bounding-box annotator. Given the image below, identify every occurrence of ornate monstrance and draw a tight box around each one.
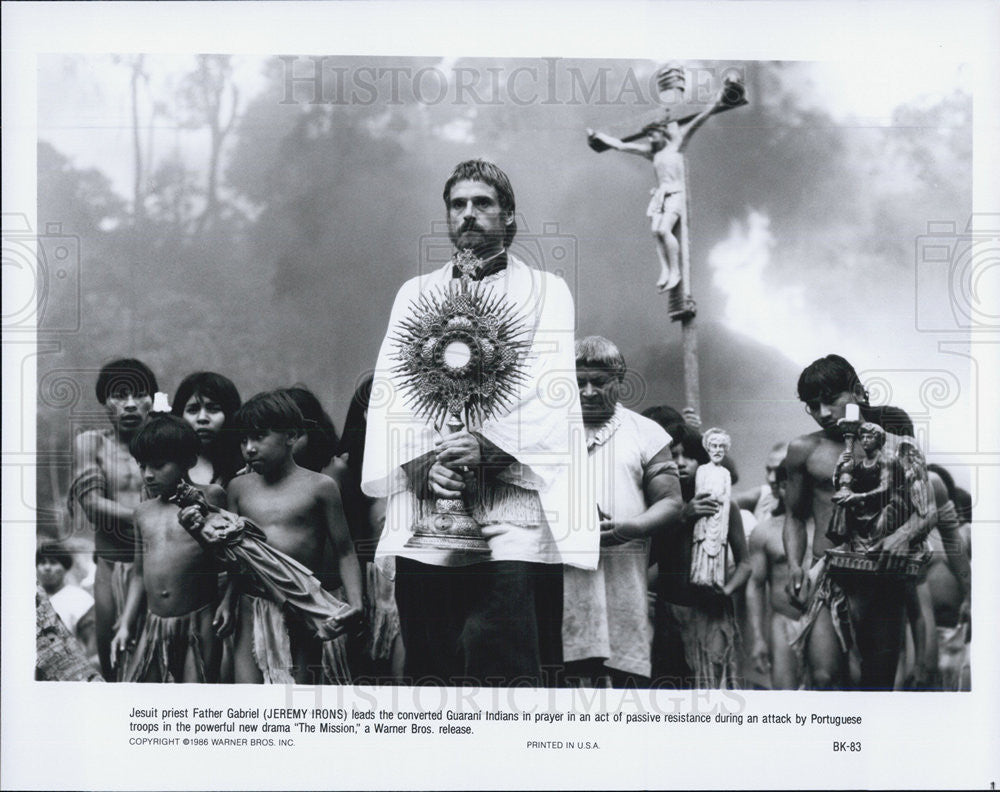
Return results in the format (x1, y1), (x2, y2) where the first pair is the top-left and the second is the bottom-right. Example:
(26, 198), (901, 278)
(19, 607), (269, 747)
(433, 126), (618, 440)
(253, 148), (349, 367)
(392, 253), (528, 552)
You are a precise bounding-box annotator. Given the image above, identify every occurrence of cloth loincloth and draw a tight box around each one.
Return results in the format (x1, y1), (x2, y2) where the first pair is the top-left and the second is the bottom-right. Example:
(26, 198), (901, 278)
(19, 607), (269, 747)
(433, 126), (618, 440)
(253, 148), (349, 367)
(646, 184), (683, 218)
(789, 559), (857, 656)
(771, 610), (807, 685)
(123, 603), (213, 683)
(108, 560), (141, 680)
(365, 562), (400, 662)
(666, 600), (741, 689)
(244, 592), (352, 685)
(110, 560), (132, 619)
(773, 611), (805, 650)
(790, 546), (928, 657)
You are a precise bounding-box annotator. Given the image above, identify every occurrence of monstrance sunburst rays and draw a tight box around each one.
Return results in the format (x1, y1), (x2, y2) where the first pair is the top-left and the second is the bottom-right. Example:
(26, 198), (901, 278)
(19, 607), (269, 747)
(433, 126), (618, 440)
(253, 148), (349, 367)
(391, 278), (529, 431)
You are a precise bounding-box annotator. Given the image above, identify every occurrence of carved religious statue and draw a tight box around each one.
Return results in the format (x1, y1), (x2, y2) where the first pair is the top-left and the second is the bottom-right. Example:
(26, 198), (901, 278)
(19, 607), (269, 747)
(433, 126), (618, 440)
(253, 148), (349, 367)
(172, 482), (357, 639)
(826, 416), (933, 576)
(690, 427), (732, 589)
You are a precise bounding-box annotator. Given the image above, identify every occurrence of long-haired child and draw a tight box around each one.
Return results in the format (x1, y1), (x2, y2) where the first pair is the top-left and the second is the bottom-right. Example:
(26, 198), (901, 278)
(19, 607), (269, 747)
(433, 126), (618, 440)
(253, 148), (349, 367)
(171, 371), (242, 487)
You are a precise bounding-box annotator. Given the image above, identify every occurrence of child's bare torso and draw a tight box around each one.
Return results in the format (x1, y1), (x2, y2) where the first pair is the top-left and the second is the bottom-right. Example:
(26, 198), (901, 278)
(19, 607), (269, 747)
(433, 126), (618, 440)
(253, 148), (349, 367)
(232, 469), (328, 573)
(137, 498), (219, 617)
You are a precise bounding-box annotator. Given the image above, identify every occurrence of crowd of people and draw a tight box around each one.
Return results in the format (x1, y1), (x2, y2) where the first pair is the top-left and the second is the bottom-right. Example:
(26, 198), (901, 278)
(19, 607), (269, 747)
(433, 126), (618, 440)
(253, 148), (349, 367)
(37, 160), (972, 691)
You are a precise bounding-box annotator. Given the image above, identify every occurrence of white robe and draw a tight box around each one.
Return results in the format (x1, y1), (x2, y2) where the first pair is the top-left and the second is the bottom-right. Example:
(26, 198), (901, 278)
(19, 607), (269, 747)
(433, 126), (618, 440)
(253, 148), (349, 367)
(362, 255), (598, 571)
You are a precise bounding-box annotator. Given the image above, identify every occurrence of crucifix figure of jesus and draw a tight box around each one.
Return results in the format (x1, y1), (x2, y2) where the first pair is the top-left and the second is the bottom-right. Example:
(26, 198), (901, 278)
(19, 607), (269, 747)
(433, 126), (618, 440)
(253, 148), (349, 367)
(588, 70), (746, 293)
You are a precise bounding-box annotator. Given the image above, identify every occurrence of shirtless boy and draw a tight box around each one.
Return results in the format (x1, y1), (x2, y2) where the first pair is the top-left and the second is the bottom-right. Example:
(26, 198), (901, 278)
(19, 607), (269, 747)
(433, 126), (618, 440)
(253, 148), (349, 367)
(226, 391), (363, 684)
(111, 415), (228, 682)
(783, 354), (938, 690)
(71, 358), (158, 679)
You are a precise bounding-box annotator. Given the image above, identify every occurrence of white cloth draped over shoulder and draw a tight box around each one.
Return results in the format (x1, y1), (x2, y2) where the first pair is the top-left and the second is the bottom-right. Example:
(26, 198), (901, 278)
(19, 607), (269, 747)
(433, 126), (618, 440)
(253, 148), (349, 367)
(362, 256), (598, 571)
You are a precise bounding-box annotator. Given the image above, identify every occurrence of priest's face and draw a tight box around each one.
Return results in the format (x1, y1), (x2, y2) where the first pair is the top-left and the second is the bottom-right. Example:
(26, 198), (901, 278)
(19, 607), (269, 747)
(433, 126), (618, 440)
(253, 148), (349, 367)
(446, 179), (510, 256)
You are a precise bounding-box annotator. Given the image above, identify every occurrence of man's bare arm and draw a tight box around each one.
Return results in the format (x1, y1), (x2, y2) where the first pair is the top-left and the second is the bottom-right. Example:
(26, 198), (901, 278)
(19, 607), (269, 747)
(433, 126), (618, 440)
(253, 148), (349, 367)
(927, 473), (971, 602)
(746, 525), (771, 674)
(200, 484), (236, 635)
(600, 448), (682, 545)
(73, 433), (136, 531)
(320, 478), (364, 615)
(735, 486), (763, 512)
(109, 520), (145, 668)
(782, 437), (814, 605)
(723, 505), (751, 596)
(938, 517), (972, 603)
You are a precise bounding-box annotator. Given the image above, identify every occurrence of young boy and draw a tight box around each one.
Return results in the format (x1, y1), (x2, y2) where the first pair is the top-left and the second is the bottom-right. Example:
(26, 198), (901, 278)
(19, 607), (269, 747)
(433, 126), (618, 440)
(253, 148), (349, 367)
(70, 357), (159, 680)
(110, 415), (229, 682)
(226, 391), (363, 684)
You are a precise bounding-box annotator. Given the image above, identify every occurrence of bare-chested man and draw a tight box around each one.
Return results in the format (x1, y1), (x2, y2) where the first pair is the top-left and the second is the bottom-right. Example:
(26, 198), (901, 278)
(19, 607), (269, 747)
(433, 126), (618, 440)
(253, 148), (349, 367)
(587, 84), (733, 292)
(71, 358), (159, 680)
(226, 391), (363, 684)
(783, 354), (943, 690)
(736, 442), (788, 525)
(111, 416), (228, 682)
(746, 460), (808, 689)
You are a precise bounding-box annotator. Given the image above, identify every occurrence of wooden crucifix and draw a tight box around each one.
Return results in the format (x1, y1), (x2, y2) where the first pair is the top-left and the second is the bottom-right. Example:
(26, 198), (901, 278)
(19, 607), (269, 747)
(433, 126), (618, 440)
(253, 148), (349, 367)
(587, 63), (748, 415)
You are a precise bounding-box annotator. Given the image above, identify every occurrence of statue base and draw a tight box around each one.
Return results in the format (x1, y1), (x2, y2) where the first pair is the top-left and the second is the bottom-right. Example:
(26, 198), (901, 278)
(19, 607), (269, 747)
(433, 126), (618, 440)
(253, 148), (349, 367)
(405, 498), (491, 554)
(826, 548), (929, 579)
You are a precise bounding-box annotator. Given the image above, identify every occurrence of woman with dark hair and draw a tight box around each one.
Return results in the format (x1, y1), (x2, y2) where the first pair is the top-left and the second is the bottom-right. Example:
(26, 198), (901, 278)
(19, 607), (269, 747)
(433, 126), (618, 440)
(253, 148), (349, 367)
(171, 371), (242, 486)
